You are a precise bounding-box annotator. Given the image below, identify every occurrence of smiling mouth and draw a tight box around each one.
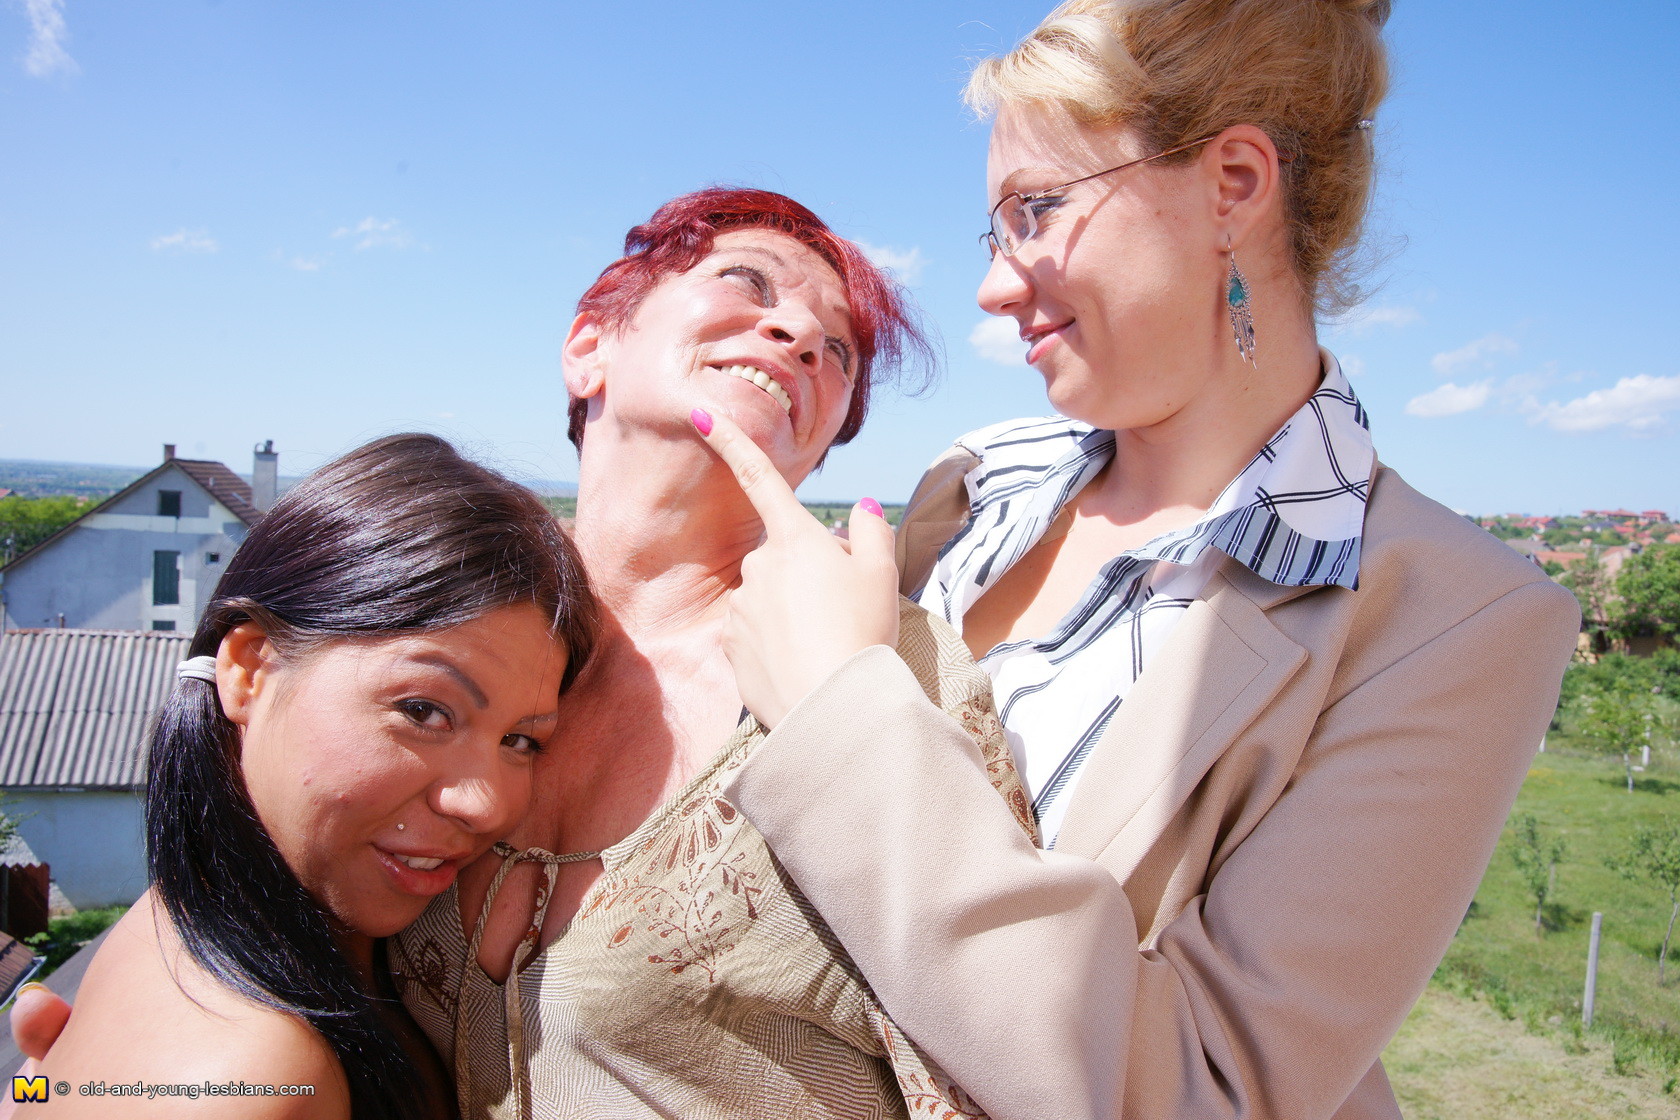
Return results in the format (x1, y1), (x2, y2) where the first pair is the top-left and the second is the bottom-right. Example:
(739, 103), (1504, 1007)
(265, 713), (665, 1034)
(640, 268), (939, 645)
(712, 364), (793, 414)
(1024, 321), (1072, 364)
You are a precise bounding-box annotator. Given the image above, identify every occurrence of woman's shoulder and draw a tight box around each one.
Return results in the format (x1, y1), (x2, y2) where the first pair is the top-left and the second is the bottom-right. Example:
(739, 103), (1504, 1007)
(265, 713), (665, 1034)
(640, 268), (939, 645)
(1305, 463), (1581, 675)
(38, 896), (350, 1118)
(1364, 463), (1576, 607)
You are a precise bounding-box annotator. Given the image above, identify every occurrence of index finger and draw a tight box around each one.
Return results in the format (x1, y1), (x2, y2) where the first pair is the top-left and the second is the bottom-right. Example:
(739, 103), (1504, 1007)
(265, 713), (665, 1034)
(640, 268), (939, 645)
(691, 408), (816, 539)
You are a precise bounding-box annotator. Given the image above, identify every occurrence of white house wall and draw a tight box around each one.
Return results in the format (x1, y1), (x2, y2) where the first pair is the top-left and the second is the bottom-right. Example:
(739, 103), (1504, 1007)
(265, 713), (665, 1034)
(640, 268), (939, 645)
(7, 790), (146, 909)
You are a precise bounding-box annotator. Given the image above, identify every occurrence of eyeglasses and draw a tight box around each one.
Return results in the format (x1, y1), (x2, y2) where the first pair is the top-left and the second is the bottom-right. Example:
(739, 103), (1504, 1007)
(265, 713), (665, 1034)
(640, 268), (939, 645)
(981, 133), (1221, 259)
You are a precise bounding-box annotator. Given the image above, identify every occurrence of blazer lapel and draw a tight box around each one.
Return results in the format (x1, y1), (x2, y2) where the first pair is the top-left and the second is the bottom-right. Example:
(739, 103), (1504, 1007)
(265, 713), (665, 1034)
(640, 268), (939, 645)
(1051, 562), (1310, 870)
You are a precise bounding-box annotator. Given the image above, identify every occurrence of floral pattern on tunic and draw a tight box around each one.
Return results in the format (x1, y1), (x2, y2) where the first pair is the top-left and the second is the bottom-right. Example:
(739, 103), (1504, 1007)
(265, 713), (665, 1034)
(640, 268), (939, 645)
(391, 599), (1021, 1119)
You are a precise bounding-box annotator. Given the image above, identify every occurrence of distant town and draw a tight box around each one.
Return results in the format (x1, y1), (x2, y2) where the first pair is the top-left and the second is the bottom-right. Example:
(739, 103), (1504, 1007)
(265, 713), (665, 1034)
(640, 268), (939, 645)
(1479, 509), (1677, 575)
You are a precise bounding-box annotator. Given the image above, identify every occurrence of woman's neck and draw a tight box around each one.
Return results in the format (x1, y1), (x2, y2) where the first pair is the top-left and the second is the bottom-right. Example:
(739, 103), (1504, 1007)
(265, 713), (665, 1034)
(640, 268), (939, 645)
(335, 927), (378, 991)
(1089, 314), (1322, 526)
(571, 427), (769, 636)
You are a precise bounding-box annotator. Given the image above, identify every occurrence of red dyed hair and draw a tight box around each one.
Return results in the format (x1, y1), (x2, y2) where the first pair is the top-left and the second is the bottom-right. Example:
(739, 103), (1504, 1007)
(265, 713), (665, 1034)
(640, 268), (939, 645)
(567, 187), (929, 451)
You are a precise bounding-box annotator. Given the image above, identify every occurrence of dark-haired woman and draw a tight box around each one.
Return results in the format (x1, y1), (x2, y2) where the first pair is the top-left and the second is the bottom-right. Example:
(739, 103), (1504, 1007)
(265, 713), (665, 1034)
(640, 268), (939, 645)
(694, 3), (1581, 1120)
(32, 434), (595, 1119)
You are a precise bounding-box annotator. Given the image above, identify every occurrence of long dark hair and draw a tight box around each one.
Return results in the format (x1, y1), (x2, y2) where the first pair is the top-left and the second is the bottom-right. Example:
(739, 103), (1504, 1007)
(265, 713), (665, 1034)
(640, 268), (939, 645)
(146, 433), (596, 1120)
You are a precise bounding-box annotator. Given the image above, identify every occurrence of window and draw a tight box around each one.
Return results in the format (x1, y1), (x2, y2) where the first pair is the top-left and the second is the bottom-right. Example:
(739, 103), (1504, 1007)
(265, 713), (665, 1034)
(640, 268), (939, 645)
(205, 552), (221, 564)
(151, 621), (176, 632)
(152, 550), (180, 605)
(157, 490), (182, 518)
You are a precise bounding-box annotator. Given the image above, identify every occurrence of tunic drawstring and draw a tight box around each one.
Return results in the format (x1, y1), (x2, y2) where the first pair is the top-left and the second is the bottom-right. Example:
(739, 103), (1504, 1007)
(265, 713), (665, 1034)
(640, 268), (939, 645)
(453, 841), (601, 1120)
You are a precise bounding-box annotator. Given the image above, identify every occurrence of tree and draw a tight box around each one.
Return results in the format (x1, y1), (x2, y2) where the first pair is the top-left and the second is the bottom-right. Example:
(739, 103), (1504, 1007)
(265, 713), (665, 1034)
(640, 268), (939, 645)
(0, 794), (22, 855)
(1574, 681), (1656, 792)
(1607, 821), (1680, 984)
(1561, 550), (1619, 654)
(1508, 813), (1566, 934)
(1618, 543), (1680, 644)
(0, 494), (90, 563)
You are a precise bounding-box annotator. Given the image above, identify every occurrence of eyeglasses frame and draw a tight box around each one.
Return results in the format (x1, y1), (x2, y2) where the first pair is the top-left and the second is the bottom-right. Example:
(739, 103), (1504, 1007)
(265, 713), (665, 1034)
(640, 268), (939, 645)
(981, 132), (1295, 258)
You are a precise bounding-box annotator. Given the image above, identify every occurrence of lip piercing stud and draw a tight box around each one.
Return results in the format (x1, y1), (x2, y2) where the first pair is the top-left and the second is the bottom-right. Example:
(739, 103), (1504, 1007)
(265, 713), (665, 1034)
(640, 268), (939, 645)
(396, 823), (406, 831)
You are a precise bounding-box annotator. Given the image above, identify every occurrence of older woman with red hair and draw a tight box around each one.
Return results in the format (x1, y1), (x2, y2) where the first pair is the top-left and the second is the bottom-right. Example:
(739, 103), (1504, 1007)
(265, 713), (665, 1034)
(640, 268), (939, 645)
(386, 188), (1014, 1120)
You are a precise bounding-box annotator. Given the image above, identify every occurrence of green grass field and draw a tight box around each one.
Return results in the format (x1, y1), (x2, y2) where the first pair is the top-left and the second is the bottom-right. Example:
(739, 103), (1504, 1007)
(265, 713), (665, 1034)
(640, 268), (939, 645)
(1387, 984), (1680, 1119)
(1382, 696), (1680, 1113)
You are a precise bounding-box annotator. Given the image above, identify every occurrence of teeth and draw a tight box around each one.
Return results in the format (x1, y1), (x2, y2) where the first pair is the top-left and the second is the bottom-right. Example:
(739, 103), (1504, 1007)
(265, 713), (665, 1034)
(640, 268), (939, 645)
(717, 364), (793, 414)
(400, 855), (444, 871)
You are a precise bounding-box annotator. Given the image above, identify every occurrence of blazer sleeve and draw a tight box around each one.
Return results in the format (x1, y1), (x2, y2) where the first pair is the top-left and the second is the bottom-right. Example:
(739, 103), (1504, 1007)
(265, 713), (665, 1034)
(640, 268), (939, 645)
(720, 578), (1579, 1120)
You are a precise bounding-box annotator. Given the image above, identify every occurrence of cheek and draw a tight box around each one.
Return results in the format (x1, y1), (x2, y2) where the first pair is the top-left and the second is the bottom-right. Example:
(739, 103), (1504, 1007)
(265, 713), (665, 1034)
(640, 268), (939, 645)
(489, 763), (535, 831)
(245, 730), (412, 862)
(819, 379), (855, 437)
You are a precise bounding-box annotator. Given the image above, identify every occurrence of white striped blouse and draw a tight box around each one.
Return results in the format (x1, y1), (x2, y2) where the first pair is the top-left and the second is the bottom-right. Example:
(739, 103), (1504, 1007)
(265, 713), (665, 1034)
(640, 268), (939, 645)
(917, 351), (1374, 848)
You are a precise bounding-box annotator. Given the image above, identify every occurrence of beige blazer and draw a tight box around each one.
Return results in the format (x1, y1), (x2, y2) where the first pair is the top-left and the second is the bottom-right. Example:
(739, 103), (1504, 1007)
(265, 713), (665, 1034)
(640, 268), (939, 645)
(722, 449), (1580, 1120)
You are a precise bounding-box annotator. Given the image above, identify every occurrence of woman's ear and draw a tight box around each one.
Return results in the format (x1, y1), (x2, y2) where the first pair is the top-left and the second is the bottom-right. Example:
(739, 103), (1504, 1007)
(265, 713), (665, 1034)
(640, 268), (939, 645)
(562, 313), (608, 401)
(216, 622), (276, 728)
(1207, 123), (1284, 247)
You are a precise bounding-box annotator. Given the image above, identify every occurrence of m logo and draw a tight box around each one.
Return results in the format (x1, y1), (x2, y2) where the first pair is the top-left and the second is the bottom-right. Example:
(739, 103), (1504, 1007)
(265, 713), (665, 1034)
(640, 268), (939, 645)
(10, 1075), (48, 1103)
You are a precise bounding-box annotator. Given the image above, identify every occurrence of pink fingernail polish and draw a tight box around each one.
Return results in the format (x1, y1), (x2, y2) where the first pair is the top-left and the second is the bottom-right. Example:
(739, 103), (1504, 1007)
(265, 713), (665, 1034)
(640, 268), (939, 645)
(859, 497), (883, 518)
(690, 408), (713, 436)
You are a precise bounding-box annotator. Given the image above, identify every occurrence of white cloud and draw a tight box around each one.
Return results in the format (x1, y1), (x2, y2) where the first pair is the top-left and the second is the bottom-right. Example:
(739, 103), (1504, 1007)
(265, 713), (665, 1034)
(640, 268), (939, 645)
(1338, 354), (1366, 378)
(1527, 374), (1680, 434)
(1405, 380), (1492, 419)
(149, 228), (218, 254)
(1431, 333), (1518, 377)
(969, 316), (1025, 366)
(288, 256), (323, 272)
(332, 217), (414, 251)
(858, 242), (925, 285)
(20, 0), (76, 78)
(1332, 304), (1421, 334)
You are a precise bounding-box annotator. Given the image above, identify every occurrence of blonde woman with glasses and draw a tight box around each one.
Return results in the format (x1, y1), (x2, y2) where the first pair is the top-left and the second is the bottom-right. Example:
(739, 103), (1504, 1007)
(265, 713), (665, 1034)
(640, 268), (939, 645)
(695, 2), (1579, 1118)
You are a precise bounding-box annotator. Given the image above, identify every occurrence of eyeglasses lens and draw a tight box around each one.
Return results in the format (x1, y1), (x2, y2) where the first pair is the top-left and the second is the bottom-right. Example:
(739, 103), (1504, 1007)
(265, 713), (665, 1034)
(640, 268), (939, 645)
(987, 196), (1034, 259)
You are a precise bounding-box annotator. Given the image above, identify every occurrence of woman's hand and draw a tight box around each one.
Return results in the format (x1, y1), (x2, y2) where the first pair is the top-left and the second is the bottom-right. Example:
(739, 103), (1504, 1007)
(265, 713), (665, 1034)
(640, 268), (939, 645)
(9, 983), (69, 1061)
(693, 409), (900, 729)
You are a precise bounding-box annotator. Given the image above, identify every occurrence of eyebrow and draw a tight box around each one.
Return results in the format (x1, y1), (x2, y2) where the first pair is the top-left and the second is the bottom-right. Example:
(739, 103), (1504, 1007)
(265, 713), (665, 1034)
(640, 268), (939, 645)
(997, 166), (1065, 199)
(714, 245), (787, 266)
(411, 654), (488, 709)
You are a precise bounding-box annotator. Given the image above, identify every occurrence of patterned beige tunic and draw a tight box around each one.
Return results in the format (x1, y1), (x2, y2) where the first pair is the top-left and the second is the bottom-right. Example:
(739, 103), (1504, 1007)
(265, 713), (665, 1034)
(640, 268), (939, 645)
(392, 604), (1034, 1120)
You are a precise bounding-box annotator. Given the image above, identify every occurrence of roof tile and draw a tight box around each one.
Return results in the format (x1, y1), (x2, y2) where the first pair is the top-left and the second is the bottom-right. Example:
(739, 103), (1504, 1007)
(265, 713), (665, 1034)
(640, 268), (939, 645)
(0, 629), (189, 789)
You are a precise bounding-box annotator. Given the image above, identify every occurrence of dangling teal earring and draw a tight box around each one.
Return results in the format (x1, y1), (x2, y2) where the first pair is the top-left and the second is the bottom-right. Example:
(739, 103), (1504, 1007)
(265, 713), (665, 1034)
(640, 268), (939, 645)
(1226, 236), (1256, 365)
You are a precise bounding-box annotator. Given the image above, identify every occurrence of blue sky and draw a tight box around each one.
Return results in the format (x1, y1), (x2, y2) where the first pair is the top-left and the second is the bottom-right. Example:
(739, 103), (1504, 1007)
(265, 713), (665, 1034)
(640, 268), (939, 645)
(2, 1), (1674, 514)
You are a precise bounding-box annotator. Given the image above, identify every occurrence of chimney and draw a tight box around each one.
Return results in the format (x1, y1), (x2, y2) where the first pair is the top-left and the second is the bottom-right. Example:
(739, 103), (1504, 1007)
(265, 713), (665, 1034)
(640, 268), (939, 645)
(252, 439), (278, 513)
(163, 443), (176, 462)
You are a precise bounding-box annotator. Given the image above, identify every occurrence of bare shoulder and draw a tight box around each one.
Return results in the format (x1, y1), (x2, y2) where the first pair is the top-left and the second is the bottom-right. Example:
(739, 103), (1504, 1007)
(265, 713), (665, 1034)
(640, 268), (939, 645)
(37, 895), (350, 1118)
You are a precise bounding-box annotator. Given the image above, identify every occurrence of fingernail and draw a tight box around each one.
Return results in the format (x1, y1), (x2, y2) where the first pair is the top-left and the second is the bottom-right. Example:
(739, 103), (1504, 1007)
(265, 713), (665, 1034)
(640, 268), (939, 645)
(859, 497), (883, 518)
(16, 982), (47, 996)
(690, 408), (713, 436)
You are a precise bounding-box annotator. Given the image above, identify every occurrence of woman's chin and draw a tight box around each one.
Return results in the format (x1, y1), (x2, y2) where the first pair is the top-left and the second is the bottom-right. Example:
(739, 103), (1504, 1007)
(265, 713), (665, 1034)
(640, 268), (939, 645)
(717, 404), (807, 463)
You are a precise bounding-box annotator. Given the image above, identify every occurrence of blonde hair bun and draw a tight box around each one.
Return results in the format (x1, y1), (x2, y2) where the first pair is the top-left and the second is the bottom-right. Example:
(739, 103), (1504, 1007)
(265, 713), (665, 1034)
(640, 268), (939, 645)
(1324, 0), (1392, 28)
